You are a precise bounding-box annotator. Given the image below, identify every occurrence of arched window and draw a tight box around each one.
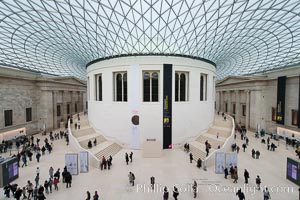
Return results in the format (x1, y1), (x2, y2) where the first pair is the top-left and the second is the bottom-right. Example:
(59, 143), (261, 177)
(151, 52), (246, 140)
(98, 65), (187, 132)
(180, 73), (186, 101)
(114, 72), (128, 102)
(116, 73), (122, 101)
(143, 72), (150, 102)
(175, 73), (179, 102)
(123, 73), (127, 102)
(175, 72), (188, 101)
(95, 73), (102, 101)
(143, 71), (159, 102)
(152, 72), (159, 102)
(200, 73), (207, 101)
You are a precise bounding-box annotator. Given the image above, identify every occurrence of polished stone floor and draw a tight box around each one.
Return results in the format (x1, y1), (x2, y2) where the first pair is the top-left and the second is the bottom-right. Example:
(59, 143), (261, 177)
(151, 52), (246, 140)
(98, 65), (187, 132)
(0, 130), (299, 200)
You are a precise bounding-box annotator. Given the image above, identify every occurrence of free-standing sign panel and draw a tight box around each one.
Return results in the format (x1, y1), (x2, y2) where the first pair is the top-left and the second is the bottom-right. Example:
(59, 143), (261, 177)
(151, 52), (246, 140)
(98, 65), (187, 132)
(0, 157), (19, 187)
(79, 151), (89, 173)
(286, 157), (300, 186)
(215, 152), (225, 174)
(65, 153), (78, 175)
(225, 153), (238, 174)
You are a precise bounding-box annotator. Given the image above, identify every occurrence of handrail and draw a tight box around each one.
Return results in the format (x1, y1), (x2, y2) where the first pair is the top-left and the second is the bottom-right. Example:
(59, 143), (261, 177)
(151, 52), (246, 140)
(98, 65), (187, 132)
(203, 113), (235, 169)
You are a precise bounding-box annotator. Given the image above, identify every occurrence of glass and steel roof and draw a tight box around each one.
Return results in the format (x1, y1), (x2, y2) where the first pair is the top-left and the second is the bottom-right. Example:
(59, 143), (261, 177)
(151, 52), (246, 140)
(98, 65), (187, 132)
(0, 0), (299, 79)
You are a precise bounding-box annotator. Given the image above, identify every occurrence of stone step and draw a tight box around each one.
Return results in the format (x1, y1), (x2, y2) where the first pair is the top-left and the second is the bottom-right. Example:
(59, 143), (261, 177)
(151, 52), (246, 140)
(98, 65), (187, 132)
(79, 136), (106, 149)
(73, 127), (95, 138)
(196, 134), (224, 149)
(94, 143), (122, 161)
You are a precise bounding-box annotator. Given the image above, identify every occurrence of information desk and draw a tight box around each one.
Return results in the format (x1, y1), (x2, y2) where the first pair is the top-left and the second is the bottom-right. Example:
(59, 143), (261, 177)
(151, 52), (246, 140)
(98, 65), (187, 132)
(142, 140), (163, 158)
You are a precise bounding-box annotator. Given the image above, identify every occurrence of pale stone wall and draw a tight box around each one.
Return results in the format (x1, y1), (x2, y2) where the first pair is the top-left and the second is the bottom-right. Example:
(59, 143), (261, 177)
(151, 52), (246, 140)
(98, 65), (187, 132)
(0, 67), (86, 135)
(216, 66), (300, 133)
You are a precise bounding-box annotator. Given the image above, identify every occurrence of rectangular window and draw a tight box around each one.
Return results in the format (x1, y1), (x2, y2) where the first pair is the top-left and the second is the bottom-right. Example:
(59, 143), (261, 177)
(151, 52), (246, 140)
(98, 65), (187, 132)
(175, 71), (189, 102)
(271, 107), (276, 121)
(143, 71), (159, 102)
(57, 105), (61, 117)
(67, 104), (70, 114)
(95, 74), (102, 101)
(233, 103), (236, 114)
(114, 72), (127, 102)
(4, 110), (13, 127)
(292, 109), (298, 126)
(200, 73), (208, 101)
(225, 102), (228, 112)
(242, 105), (246, 116)
(26, 107), (32, 122)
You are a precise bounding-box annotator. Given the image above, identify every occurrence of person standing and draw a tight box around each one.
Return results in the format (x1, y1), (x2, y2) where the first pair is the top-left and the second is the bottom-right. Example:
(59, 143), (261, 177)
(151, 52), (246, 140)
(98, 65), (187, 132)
(150, 176), (155, 190)
(53, 177), (59, 190)
(244, 169), (249, 184)
(86, 191), (91, 200)
(48, 178), (53, 193)
(93, 191), (99, 200)
(224, 167), (229, 179)
(242, 143), (247, 152)
(163, 187), (169, 200)
(173, 186), (179, 200)
(35, 174), (39, 187)
(236, 146), (240, 153)
(256, 175), (261, 190)
(26, 180), (34, 199)
(189, 153), (193, 163)
(192, 180), (197, 198)
(129, 152), (133, 163)
(125, 153), (129, 165)
(252, 149), (255, 158)
(255, 150), (260, 159)
(49, 166), (54, 178)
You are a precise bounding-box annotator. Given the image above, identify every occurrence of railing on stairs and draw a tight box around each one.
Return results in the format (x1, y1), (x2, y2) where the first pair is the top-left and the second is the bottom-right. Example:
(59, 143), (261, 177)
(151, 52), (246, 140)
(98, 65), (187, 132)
(203, 113), (235, 170)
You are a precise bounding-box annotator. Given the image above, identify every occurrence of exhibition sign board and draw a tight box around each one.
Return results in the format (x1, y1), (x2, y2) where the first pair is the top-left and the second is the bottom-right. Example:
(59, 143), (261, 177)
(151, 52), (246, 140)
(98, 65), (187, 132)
(65, 153), (78, 175)
(215, 152), (238, 174)
(79, 151), (89, 173)
(215, 152), (225, 174)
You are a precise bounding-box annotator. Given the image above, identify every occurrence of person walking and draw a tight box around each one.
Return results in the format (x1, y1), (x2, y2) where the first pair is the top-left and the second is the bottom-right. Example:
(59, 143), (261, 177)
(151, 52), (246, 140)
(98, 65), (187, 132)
(48, 178), (53, 193)
(236, 188), (245, 200)
(128, 172), (135, 186)
(49, 166), (54, 178)
(263, 187), (271, 200)
(150, 176), (155, 190)
(224, 167), (229, 179)
(252, 149), (255, 158)
(26, 180), (34, 199)
(35, 174), (39, 187)
(173, 186), (179, 200)
(256, 175), (261, 190)
(53, 177), (59, 190)
(242, 143), (247, 152)
(244, 169), (249, 184)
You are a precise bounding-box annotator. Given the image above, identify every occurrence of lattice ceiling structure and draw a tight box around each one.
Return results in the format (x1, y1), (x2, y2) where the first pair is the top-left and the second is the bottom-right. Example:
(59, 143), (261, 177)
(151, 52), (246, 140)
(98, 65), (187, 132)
(0, 0), (300, 80)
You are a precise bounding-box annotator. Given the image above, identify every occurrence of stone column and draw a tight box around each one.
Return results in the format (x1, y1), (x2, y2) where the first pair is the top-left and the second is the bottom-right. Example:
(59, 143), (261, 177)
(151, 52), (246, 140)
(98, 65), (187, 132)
(219, 91), (223, 112)
(62, 91), (68, 122)
(71, 91), (75, 115)
(246, 90), (251, 129)
(228, 91), (232, 114)
(53, 91), (58, 129)
(235, 90), (240, 123)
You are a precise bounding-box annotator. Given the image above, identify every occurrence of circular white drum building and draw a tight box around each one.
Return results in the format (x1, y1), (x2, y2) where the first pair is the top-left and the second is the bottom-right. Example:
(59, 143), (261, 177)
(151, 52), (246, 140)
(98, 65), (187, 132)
(86, 54), (216, 149)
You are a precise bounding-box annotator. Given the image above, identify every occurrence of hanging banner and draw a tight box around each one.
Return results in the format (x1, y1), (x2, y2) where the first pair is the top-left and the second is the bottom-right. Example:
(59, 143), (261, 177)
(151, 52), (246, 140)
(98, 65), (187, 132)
(225, 153), (238, 174)
(215, 152), (225, 174)
(79, 151), (89, 173)
(276, 76), (286, 125)
(163, 64), (173, 149)
(65, 153), (78, 175)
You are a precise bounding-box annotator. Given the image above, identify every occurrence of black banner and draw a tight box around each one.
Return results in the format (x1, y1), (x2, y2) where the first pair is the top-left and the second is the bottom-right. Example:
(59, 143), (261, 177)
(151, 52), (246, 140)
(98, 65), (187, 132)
(276, 76), (286, 125)
(163, 64), (172, 149)
(298, 76), (300, 128)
